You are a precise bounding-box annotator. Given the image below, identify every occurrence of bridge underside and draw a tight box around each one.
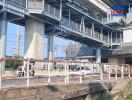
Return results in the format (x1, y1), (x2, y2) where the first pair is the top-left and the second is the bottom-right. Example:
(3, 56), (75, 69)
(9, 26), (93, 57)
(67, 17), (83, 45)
(0, 0), (123, 72)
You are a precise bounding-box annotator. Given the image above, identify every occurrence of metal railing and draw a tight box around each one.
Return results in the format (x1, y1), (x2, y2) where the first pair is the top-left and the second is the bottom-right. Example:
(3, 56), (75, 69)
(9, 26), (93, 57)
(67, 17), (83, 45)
(27, 1), (43, 10)
(68, 2), (103, 23)
(44, 3), (60, 19)
(0, 58), (131, 89)
(61, 18), (109, 43)
(27, 1), (60, 19)
(6, 0), (26, 8)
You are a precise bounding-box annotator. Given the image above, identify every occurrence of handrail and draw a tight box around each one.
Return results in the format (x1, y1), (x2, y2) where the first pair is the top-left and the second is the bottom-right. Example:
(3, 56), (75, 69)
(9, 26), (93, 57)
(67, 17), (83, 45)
(6, 0), (26, 8)
(61, 18), (109, 43)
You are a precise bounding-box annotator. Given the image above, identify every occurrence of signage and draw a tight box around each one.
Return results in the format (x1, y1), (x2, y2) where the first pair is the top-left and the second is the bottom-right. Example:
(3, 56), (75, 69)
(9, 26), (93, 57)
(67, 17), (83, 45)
(111, 6), (125, 16)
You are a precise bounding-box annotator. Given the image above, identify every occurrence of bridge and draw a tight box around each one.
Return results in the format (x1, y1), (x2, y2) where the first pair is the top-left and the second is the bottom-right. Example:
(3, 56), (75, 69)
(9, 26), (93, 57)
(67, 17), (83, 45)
(1, 0), (132, 99)
(0, 0), (123, 72)
(0, 58), (132, 100)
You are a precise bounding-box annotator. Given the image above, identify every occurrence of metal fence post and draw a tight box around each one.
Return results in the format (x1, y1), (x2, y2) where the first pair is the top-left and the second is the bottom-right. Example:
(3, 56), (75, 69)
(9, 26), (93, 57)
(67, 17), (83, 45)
(121, 65), (124, 79)
(115, 65), (118, 81)
(64, 61), (67, 84)
(48, 61), (51, 84)
(26, 59), (30, 87)
(0, 59), (2, 90)
(129, 65), (131, 79)
(100, 64), (103, 81)
(108, 66), (111, 81)
(66, 61), (69, 83)
(27, 59), (30, 87)
(79, 62), (82, 84)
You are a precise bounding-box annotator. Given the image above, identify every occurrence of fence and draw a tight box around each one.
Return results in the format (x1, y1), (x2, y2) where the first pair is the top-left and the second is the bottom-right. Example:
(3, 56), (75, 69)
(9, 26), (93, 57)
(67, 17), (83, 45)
(60, 18), (109, 43)
(0, 58), (131, 89)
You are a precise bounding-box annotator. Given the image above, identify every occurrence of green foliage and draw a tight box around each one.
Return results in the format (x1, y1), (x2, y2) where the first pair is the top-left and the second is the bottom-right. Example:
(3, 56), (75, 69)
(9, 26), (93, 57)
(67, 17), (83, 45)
(123, 84), (132, 100)
(96, 92), (112, 100)
(125, 93), (132, 100)
(5, 60), (23, 69)
(5, 56), (23, 69)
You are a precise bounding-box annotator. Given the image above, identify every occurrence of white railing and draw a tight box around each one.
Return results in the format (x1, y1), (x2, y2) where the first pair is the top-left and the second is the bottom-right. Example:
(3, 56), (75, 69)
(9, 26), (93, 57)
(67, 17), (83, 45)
(0, 58), (131, 89)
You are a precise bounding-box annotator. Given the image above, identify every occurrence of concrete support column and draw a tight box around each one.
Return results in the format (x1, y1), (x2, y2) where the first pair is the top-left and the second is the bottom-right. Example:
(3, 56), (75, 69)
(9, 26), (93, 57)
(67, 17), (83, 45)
(48, 34), (55, 60)
(96, 48), (101, 63)
(24, 19), (44, 67)
(0, 12), (8, 74)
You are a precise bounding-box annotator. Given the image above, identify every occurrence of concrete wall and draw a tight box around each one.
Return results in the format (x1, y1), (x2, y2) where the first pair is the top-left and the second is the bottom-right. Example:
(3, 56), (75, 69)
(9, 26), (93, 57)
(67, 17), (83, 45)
(108, 57), (125, 64)
(123, 29), (132, 43)
(0, 83), (111, 100)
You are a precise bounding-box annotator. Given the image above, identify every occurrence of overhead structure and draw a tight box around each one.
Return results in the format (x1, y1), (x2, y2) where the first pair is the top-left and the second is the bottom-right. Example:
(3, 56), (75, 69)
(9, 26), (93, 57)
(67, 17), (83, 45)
(0, 0), (125, 69)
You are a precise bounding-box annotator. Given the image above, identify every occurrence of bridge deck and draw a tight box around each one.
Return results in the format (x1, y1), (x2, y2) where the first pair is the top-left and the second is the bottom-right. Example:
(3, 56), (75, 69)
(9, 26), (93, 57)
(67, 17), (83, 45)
(0, 0), (122, 47)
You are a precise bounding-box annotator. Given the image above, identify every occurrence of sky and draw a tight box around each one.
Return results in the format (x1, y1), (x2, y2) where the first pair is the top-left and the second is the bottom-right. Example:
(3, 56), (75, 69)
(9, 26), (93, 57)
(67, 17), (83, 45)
(6, 23), (72, 58)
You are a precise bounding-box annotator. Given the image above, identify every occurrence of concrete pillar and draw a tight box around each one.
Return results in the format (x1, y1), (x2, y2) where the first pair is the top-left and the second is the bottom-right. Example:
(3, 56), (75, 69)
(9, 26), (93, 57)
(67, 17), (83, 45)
(0, 12), (8, 74)
(48, 34), (54, 60)
(24, 19), (44, 67)
(96, 48), (101, 63)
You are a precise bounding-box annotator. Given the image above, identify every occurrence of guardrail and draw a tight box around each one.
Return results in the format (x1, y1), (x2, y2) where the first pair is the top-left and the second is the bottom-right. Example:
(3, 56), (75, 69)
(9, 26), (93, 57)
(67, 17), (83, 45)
(27, 1), (60, 19)
(44, 3), (60, 19)
(60, 18), (109, 43)
(6, 0), (26, 8)
(27, 1), (43, 10)
(0, 58), (131, 89)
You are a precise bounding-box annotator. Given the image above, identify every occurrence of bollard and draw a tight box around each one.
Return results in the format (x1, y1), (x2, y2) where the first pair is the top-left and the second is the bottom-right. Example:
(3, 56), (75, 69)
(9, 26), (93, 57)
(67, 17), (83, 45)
(26, 59), (30, 87)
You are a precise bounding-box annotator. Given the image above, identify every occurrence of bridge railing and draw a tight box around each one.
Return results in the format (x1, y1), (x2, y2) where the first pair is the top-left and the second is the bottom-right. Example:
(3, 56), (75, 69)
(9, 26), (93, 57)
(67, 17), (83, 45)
(61, 18), (109, 43)
(6, 0), (26, 8)
(44, 3), (60, 19)
(27, 1), (60, 19)
(27, 1), (43, 10)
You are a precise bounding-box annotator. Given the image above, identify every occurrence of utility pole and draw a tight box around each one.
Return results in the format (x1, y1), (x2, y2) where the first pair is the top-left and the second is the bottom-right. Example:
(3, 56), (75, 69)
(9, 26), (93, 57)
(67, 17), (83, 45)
(16, 25), (20, 58)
